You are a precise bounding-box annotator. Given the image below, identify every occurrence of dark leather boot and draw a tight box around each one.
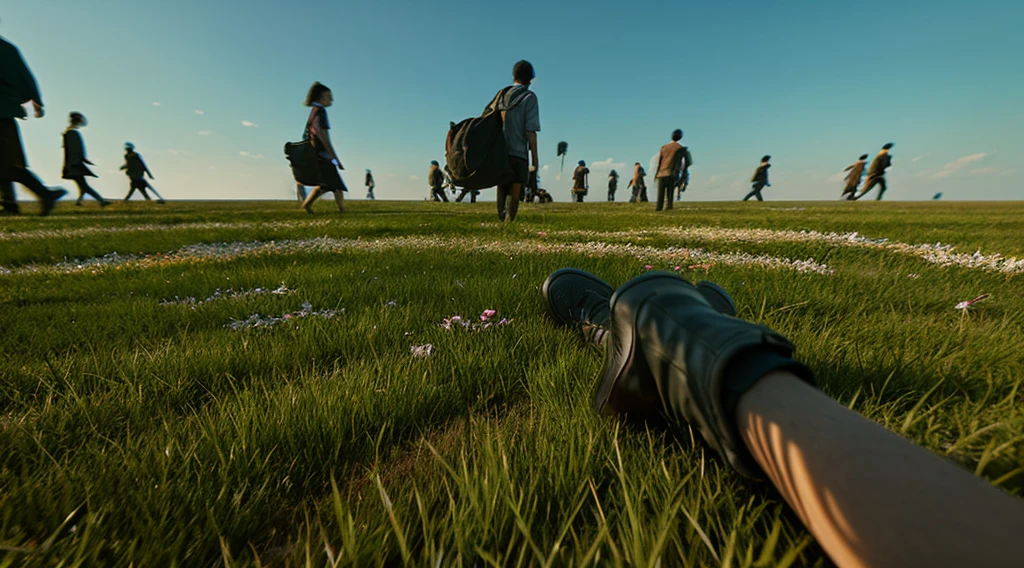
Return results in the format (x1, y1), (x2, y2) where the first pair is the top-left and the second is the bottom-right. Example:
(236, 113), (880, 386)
(594, 271), (814, 477)
(543, 270), (736, 344)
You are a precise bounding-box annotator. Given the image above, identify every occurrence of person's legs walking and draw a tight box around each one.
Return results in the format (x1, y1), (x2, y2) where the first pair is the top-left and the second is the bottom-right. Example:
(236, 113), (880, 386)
(73, 177), (105, 205)
(0, 181), (18, 214)
(875, 177), (887, 200)
(496, 184), (509, 221)
(302, 187), (325, 213)
(296, 184), (307, 202)
(332, 188), (345, 212)
(505, 183), (522, 221)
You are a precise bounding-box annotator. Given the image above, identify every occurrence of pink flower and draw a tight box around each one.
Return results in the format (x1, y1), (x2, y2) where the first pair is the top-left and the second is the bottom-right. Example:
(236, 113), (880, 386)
(480, 309), (497, 321)
(537, 231), (548, 237)
(673, 265), (682, 271)
(644, 264), (653, 271)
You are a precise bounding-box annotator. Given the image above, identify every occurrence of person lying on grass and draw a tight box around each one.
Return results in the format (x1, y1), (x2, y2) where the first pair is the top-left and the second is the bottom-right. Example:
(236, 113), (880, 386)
(542, 268), (1024, 568)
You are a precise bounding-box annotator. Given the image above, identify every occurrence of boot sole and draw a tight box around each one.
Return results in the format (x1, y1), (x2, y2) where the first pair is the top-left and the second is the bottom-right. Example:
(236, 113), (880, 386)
(593, 271), (686, 413)
(541, 268), (614, 327)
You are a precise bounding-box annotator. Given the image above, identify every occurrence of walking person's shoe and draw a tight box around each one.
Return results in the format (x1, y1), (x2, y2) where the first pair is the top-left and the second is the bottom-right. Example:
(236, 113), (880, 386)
(157, 199), (167, 204)
(74, 200), (83, 207)
(40, 188), (68, 217)
(593, 271), (815, 477)
(100, 200), (112, 208)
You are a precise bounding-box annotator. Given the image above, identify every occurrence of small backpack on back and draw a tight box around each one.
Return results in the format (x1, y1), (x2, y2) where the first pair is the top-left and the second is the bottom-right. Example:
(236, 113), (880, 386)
(445, 87), (531, 190)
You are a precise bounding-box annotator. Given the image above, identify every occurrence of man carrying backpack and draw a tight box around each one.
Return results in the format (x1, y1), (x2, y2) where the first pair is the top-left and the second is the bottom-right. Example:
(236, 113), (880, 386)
(654, 129), (687, 211)
(495, 60), (540, 222)
(572, 160), (589, 202)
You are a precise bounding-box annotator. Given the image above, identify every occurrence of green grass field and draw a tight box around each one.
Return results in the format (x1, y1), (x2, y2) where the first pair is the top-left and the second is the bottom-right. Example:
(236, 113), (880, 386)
(2, 199), (1023, 566)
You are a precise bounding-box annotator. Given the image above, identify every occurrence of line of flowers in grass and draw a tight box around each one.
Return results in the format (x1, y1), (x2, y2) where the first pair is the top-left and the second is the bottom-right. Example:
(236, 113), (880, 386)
(225, 302), (343, 330)
(550, 227), (1024, 274)
(0, 219), (333, 241)
(0, 236), (834, 277)
(160, 283), (291, 307)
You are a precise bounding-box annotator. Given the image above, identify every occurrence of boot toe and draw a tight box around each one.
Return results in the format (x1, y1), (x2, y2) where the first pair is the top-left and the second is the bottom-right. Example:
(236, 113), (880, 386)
(542, 268), (613, 327)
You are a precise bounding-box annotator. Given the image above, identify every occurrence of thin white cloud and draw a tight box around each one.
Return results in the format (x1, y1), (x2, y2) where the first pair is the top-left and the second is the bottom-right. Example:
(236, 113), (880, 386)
(542, 164), (550, 171)
(409, 175), (421, 181)
(194, 109), (205, 115)
(239, 151), (265, 159)
(152, 102), (162, 107)
(970, 167), (1011, 176)
(589, 157), (626, 170)
(915, 170), (932, 178)
(198, 130), (213, 136)
(912, 154), (929, 162)
(825, 171), (847, 183)
(934, 153), (987, 178)
(241, 120), (259, 128)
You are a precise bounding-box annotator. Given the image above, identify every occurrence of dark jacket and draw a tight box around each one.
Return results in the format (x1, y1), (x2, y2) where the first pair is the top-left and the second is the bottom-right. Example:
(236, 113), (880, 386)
(429, 165), (444, 189)
(62, 129), (96, 179)
(121, 151), (153, 180)
(867, 152), (892, 178)
(0, 37), (41, 120)
(751, 163), (770, 185)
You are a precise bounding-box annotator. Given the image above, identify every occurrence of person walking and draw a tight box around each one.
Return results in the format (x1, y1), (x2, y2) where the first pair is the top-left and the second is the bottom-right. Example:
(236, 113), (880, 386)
(841, 154), (869, 200)
(542, 268), (1024, 568)
(300, 82), (347, 213)
(675, 146), (693, 200)
(654, 129), (687, 211)
(120, 143), (165, 203)
(0, 29), (66, 216)
(428, 160), (448, 202)
(494, 60), (541, 222)
(607, 170), (619, 201)
(62, 112), (109, 207)
(743, 155), (771, 201)
(365, 169), (375, 200)
(571, 160), (589, 203)
(856, 143), (894, 200)
(627, 162), (648, 203)
(295, 183), (307, 202)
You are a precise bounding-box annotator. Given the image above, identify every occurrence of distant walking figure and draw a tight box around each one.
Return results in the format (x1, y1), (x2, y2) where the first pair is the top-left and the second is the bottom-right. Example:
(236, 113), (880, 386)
(841, 154), (869, 200)
(628, 162), (648, 203)
(654, 129), (687, 211)
(607, 170), (619, 201)
(121, 143), (165, 203)
(429, 161), (448, 202)
(856, 143), (894, 201)
(743, 155), (771, 201)
(0, 30), (66, 216)
(62, 112), (109, 207)
(300, 82), (347, 213)
(365, 169), (375, 200)
(675, 146), (693, 200)
(495, 60), (541, 222)
(572, 160), (589, 203)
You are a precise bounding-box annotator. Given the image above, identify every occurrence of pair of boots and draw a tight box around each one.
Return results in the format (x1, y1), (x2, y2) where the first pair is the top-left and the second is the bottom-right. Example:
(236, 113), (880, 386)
(542, 269), (814, 478)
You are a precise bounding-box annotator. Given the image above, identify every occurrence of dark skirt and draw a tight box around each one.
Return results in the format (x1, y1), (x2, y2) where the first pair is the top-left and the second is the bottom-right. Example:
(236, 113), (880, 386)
(63, 163), (96, 179)
(317, 158), (347, 191)
(0, 119), (27, 176)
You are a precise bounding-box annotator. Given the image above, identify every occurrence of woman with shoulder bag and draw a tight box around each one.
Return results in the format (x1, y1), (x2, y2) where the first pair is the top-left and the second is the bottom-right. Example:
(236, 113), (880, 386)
(300, 82), (347, 214)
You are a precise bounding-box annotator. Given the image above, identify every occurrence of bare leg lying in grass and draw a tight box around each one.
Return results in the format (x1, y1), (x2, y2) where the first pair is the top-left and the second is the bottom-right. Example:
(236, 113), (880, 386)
(543, 268), (1024, 568)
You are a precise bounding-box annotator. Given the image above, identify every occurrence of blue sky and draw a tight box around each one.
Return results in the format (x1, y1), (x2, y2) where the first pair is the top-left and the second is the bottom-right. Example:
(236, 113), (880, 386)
(3, 0), (1021, 201)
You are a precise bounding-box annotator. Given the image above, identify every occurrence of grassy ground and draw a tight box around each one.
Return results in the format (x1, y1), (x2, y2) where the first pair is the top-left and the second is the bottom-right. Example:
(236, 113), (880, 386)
(1, 199), (1023, 566)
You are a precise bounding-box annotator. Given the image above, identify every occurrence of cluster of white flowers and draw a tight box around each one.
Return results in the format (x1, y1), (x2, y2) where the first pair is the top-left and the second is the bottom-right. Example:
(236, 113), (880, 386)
(0, 235), (834, 277)
(441, 309), (512, 331)
(161, 283), (291, 307)
(553, 227), (1024, 275)
(0, 219), (331, 241)
(224, 302), (342, 330)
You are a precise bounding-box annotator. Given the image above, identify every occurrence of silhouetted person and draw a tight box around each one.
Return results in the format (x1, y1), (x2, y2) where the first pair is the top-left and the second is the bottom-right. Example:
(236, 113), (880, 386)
(841, 154), (869, 200)
(607, 170), (619, 201)
(627, 162), (647, 203)
(571, 160), (589, 202)
(428, 160), (448, 202)
(120, 143), (165, 203)
(62, 112), (109, 207)
(654, 129), (687, 211)
(675, 146), (693, 200)
(494, 60), (541, 222)
(300, 82), (347, 213)
(0, 30), (66, 216)
(365, 169), (375, 200)
(743, 155), (771, 201)
(856, 143), (893, 201)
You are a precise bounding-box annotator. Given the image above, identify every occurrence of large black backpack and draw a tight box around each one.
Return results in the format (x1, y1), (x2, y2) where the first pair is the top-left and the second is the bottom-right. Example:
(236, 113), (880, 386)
(446, 86), (531, 190)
